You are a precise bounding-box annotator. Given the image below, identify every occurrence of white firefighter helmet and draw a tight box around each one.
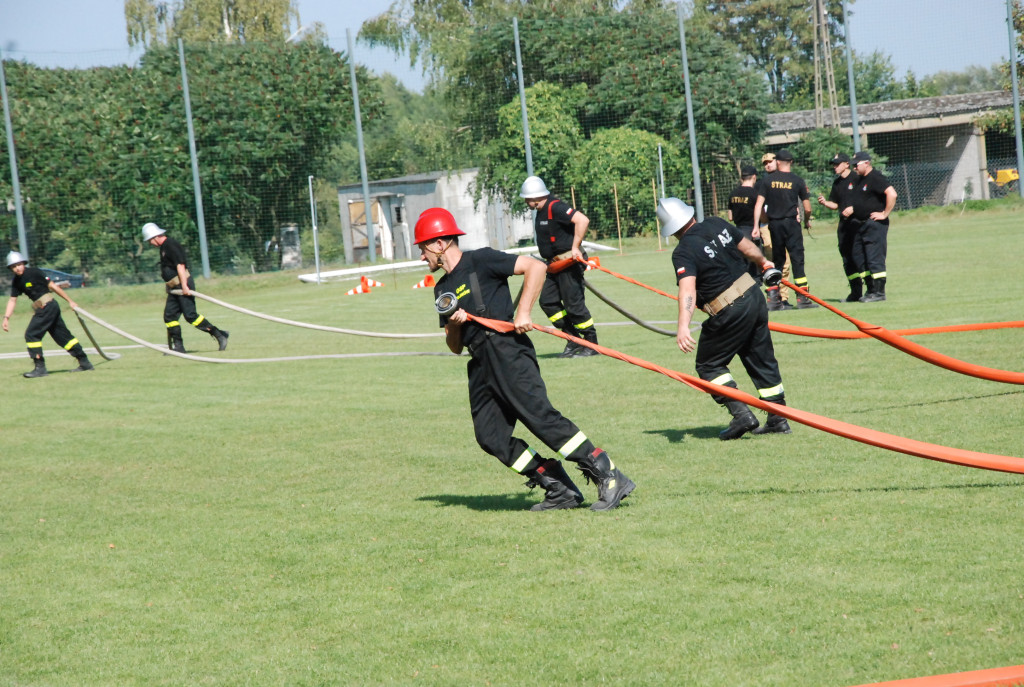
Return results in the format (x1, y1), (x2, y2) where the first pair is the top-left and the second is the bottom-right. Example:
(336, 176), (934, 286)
(657, 197), (696, 237)
(6, 250), (28, 268)
(519, 175), (550, 199)
(141, 222), (166, 242)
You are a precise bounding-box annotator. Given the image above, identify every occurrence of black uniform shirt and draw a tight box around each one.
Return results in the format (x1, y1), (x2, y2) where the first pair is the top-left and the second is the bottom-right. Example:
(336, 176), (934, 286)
(434, 247), (519, 350)
(829, 173), (859, 212)
(10, 266), (52, 300)
(728, 185), (757, 228)
(533, 199), (578, 260)
(158, 236), (191, 282)
(671, 217), (750, 307)
(756, 171), (809, 220)
(850, 169), (892, 225)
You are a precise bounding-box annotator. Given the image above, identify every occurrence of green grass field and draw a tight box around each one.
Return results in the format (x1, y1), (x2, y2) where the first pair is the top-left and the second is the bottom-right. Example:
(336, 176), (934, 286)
(2, 204), (1022, 686)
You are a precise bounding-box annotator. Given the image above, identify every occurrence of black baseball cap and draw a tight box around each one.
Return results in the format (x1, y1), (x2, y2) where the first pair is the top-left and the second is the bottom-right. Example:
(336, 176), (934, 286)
(852, 151), (872, 164)
(829, 152), (850, 166)
(740, 164), (756, 178)
(775, 148), (794, 162)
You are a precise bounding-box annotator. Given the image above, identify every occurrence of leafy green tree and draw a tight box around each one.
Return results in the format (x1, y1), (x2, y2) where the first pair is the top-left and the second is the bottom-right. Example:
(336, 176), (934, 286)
(700, 0), (851, 110)
(1, 43), (368, 278)
(566, 127), (689, 238)
(125, 0), (308, 47)
(474, 81), (587, 209)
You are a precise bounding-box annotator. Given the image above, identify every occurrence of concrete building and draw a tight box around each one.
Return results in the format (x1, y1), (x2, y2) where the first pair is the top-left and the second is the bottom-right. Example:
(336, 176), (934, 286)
(765, 91), (1016, 207)
(337, 169), (533, 264)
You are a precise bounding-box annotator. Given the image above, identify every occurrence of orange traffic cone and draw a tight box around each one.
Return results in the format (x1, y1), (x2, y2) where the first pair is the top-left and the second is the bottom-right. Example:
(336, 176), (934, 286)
(585, 256), (601, 271)
(361, 275), (384, 288)
(412, 274), (436, 289)
(347, 283), (372, 295)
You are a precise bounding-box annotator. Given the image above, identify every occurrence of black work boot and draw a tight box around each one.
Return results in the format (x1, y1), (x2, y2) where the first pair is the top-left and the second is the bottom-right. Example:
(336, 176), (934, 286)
(796, 288), (819, 309)
(719, 400), (759, 440)
(766, 287), (783, 311)
(168, 336), (186, 354)
(213, 329), (230, 351)
(845, 277), (863, 302)
(525, 459), (584, 511)
(752, 400), (792, 435)
(576, 448), (635, 511)
(23, 359), (48, 378)
(861, 277), (886, 302)
(70, 356), (94, 372)
(572, 328), (599, 357)
(859, 276), (875, 302)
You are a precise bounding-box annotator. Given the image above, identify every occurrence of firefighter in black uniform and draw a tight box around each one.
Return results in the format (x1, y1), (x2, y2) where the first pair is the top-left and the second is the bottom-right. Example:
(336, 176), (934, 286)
(817, 153), (864, 302)
(658, 198), (791, 440)
(3, 251), (94, 377)
(142, 222), (229, 353)
(727, 164), (763, 284)
(843, 151), (897, 302)
(416, 207), (635, 511)
(752, 148), (818, 309)
(519, 175), (598, 358)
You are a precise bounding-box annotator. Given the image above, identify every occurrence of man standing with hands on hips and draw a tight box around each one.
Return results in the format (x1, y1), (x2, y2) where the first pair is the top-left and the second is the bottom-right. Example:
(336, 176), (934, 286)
(843, 151), (897, 302)
(519, 175), (599, 358)
(752, 148), (818, 309)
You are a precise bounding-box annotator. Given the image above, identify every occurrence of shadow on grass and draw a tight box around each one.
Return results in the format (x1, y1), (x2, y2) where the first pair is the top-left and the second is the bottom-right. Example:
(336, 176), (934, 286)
(644, 426), (731, 442)
(729, 481), (1022, 497)
(417, 493), (536, 511)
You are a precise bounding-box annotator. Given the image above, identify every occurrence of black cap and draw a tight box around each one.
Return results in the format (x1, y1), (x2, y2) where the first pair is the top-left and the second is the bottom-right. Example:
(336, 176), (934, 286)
(829, 152), (850, 166)
(740, 164), (756, 178)
(852, 150), (871, 164)
(775, 148), (794, 162)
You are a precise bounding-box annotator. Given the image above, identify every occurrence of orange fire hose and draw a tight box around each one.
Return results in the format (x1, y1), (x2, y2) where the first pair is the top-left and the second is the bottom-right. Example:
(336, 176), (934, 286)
(781, 280), (1024, 385)
(570, 257), (1024, 340)
(847, 663), (1024, 687)
(466, 314), (1024, 475)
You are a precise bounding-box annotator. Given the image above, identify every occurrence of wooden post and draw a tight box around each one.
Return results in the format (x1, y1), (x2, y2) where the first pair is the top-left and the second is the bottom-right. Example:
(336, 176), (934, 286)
(613, 183), (623, 254)
(571, 185), (576, 208)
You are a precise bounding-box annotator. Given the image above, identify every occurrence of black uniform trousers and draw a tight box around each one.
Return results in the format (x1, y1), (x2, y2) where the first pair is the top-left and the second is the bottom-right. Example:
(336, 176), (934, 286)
(467, 331), (594, 473)
(695, 286), (784, 404)
(735, 225), (764, 284)
(24, 300), (85, 361)
(837, 218), (864, 281)
(164, 276), (217, 335)
(851, 219), (888, 278)
(539, 263), (595, 334)
(767, 217), (807, 283)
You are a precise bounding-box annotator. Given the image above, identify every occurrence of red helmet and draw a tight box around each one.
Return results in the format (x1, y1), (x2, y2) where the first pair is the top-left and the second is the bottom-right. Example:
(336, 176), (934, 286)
(414, 208), (466, 244)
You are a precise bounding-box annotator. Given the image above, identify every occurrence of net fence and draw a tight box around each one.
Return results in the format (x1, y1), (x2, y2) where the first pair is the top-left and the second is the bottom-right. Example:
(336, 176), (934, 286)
(0, 0), (1017, 285)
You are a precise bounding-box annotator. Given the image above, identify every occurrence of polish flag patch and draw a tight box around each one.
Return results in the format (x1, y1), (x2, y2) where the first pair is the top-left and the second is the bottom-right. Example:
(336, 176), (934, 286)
(676, 266), (686, 275)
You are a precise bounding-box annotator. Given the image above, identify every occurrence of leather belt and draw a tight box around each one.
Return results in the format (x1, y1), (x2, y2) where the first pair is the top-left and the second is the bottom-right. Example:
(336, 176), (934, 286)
(32, 293), (54, 310)
(702, 272), (755, 316)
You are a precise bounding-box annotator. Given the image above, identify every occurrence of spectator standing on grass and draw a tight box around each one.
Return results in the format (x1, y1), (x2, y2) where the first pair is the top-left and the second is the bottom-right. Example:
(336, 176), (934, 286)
(758, 153), (793, 309)
(753, 149), (818, 310)
(3, 251), (94, 378)
(842, 151), (897, 303)
(142, 222), (230, 353)
(727, 164), (765, 284)
(519, 175), (599, 358)
(416, 207), (635, 511)
(817, 152), (865, 302)
(659, 197), (792, 440)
